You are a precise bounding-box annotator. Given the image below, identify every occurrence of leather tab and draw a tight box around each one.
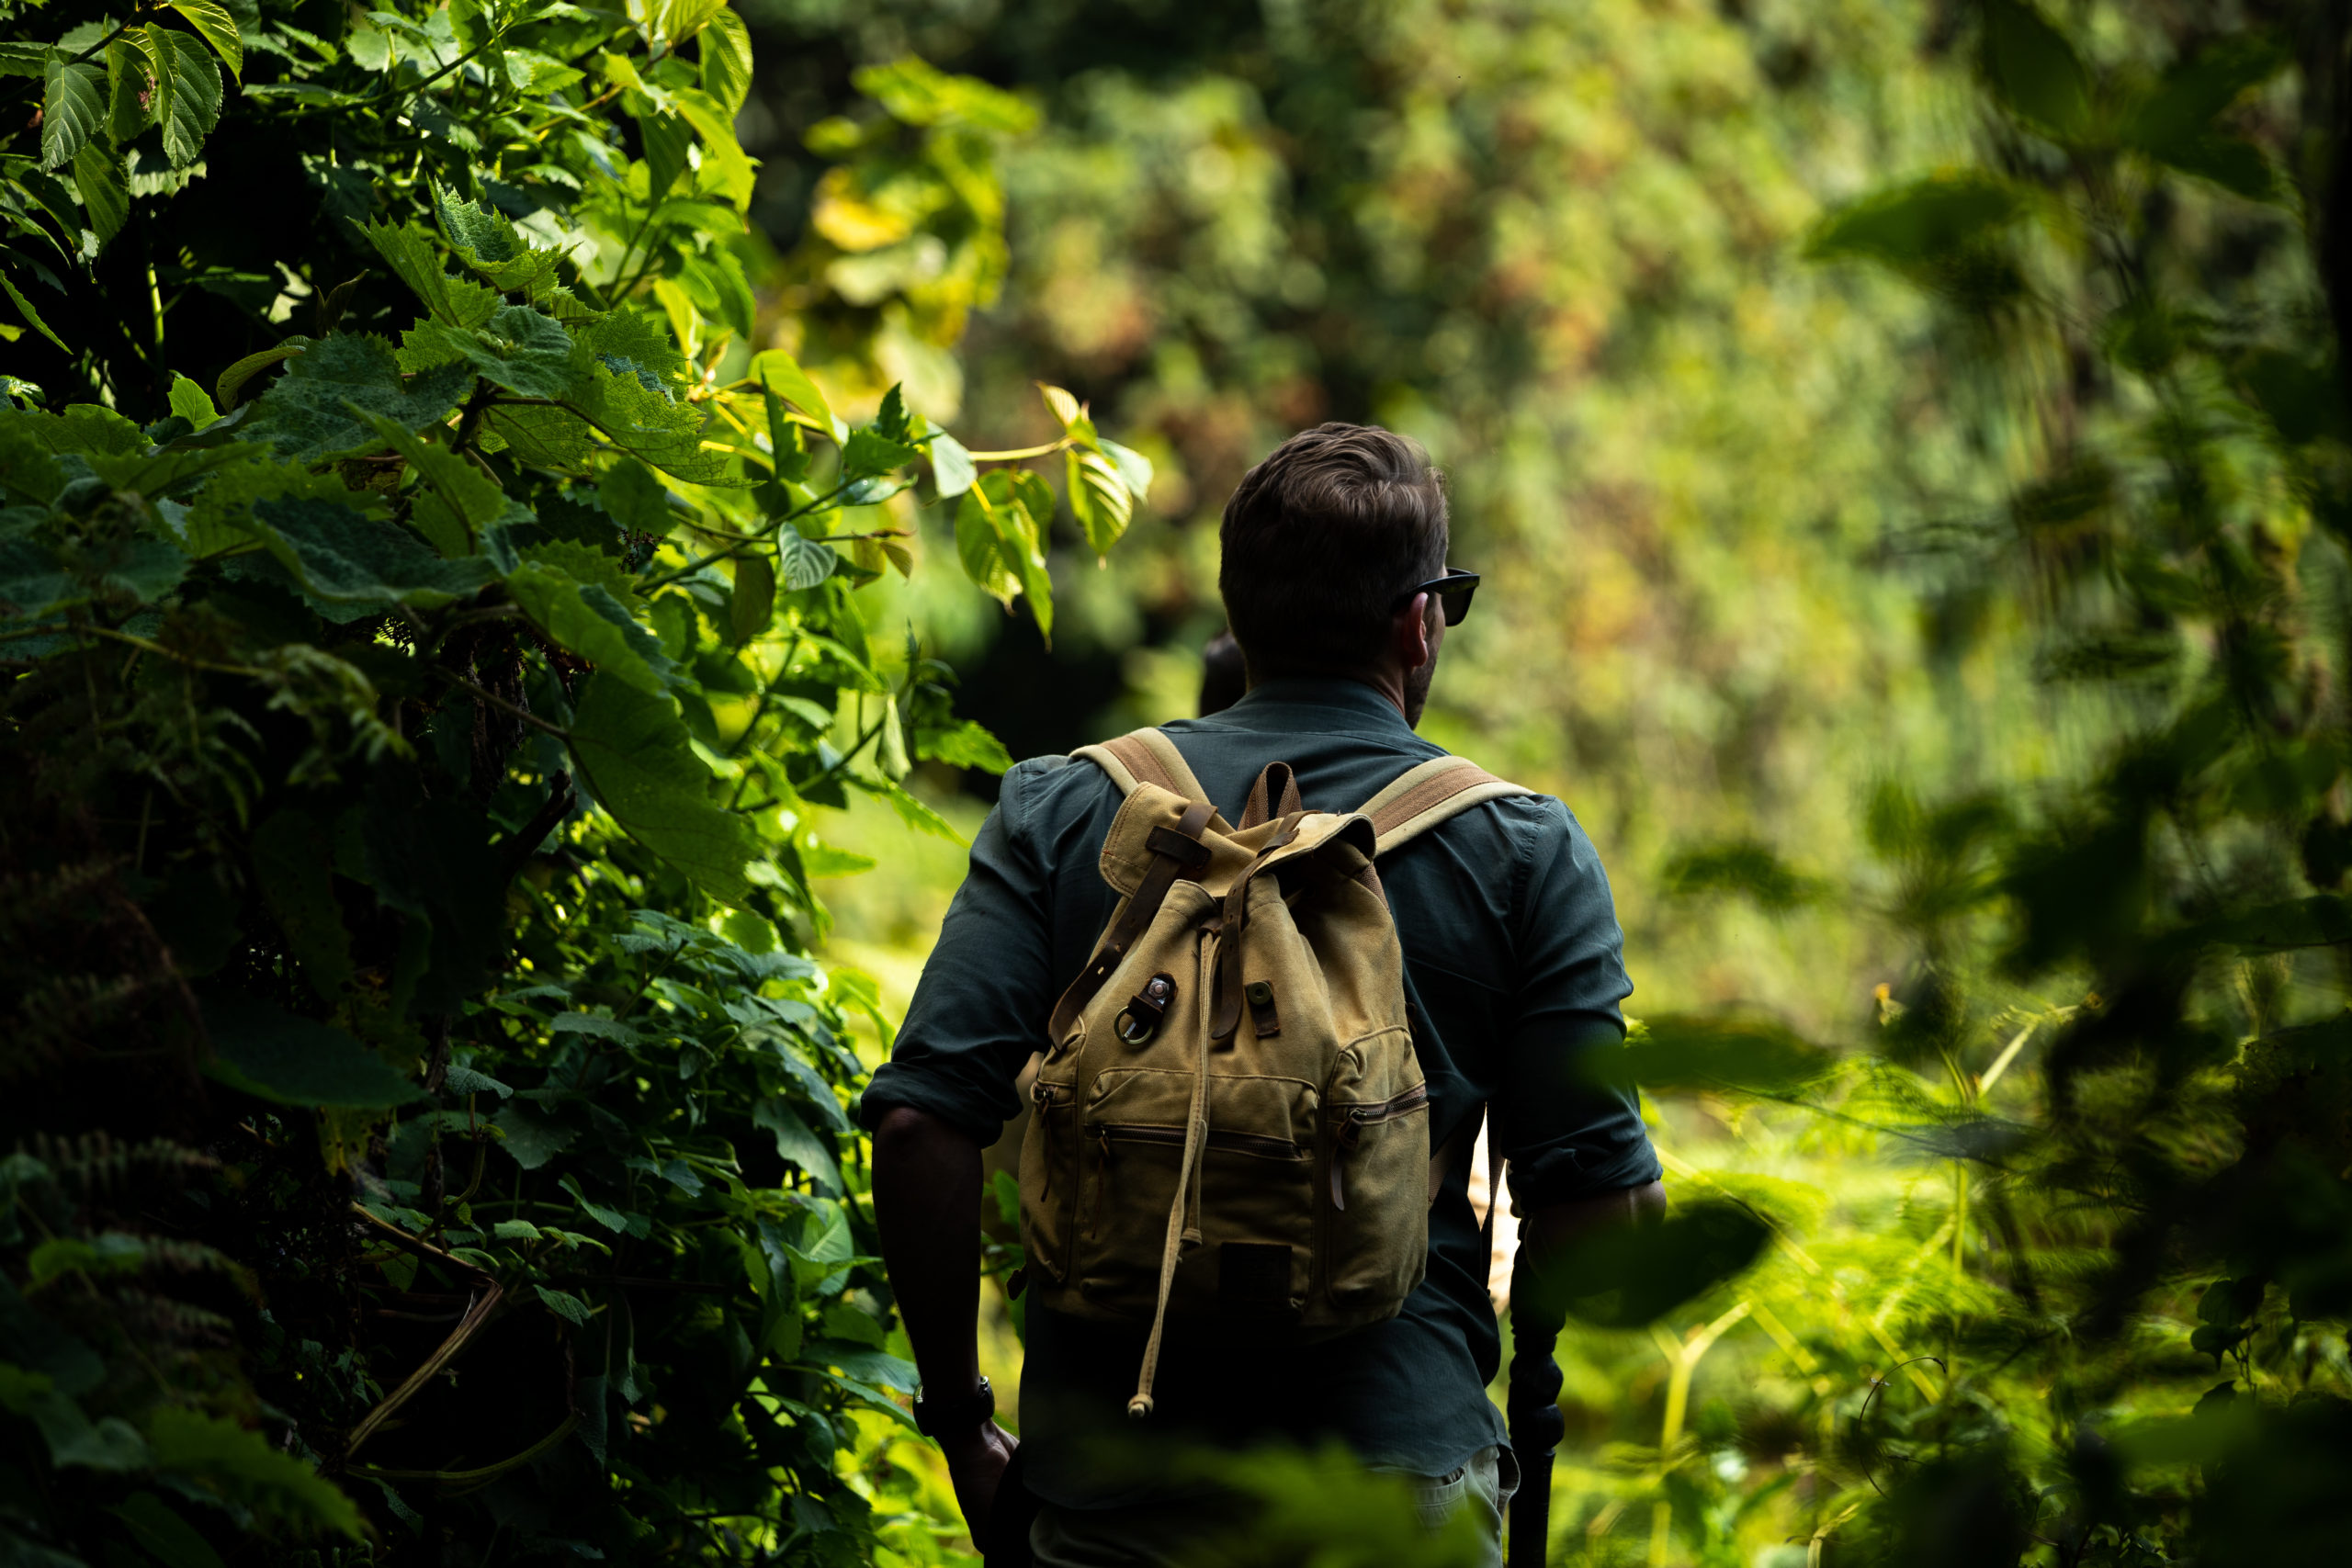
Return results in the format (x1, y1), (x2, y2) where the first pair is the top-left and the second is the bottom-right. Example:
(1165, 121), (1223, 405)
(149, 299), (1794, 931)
(1238, 761), (1304, 829)
(1047, 801), (1214, 1040)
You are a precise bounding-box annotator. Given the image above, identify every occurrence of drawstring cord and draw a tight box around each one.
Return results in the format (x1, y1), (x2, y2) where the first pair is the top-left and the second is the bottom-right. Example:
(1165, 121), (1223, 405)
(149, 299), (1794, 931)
(1127, 929), (1221, 1419)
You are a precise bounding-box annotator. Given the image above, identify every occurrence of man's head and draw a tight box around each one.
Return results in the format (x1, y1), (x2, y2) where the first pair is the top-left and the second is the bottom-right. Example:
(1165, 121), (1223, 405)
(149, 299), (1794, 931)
(1217, 423), (1452, 723)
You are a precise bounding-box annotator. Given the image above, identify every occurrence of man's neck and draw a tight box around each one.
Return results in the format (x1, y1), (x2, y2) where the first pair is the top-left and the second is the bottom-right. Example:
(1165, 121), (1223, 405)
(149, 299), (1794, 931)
(1246, 665), (1415, 724)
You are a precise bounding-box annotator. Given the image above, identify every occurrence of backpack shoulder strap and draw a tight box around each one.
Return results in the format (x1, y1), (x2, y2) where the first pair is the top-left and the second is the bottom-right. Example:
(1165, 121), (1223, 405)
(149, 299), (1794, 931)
(1071, 727), (1213, 806)
(1357, 754), (1537, 856)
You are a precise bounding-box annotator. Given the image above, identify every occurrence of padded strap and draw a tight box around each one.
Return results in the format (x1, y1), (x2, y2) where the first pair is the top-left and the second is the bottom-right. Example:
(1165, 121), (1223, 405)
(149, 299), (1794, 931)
(1071, 728), (1213, 807)
(1357, 755), (1534, 856)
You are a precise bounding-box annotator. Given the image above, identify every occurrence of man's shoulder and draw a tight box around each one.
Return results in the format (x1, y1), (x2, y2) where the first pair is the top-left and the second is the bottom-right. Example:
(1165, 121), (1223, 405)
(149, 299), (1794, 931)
(998, 751), (1123, 835)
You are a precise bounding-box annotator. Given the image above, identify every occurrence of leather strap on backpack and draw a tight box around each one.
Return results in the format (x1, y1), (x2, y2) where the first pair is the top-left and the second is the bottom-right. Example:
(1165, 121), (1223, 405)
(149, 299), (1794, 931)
(1046, 800), (1214, 1042)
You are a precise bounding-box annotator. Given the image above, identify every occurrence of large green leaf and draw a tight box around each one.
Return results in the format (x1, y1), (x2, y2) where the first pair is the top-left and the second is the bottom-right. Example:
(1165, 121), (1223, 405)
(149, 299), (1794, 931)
(245, 333), (472, 463)
(492, 353), (731, 484)
(247, 496), (497, 608)
(1067, 445), (1131, 558)
(70, 140), (128, 247)
(405, 305), (576, 399)
(432, 183), (563, 295)
(40, 53), (104, 170)
(729, 550), (775, 644)
(1981, 0), (2089, 141)
(566, 671), (759, 902)
(199, 998), (423, 1108)
(507, 558), (673, 694)
(362, 220), (503, 328)
(699, 6), (752, 114)
(361, 412), (509, 557)
(747, 350), (843, 442)
(953, 468), (1053, 637)
(139, 26), (223, 168)
(166, 0), (243, 78)
(146, 1408), (365, 1540)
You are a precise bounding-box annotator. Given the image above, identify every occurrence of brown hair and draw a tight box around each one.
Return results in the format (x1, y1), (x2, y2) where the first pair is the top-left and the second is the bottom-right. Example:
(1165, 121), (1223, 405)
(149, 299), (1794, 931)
(1216, 423), (1449, 679)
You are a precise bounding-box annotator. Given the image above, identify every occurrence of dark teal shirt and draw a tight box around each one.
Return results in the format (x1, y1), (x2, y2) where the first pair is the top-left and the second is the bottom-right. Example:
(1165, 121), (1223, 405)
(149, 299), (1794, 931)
(860, 678), (1658, 1506)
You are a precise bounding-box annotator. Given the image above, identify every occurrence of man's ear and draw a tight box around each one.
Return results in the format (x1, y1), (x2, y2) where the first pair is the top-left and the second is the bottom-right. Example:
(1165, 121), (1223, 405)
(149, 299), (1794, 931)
(1393, 593), (1434, 672)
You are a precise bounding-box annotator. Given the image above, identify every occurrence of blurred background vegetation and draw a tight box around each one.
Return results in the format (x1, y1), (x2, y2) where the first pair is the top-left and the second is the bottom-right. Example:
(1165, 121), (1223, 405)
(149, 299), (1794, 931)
(10, 0), (2351, 1562)
(747, 0), (2352, 1563)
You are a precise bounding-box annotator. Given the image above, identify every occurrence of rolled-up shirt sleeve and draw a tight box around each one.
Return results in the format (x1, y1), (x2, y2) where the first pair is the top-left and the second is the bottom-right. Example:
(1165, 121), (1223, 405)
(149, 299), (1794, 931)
(1495, 801), (1661, 1205)
(855, 761), (1056, 1144)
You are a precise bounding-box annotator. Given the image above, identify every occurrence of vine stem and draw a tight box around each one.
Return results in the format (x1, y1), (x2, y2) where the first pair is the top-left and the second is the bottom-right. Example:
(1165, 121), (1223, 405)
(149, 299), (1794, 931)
(437, 668), (569, 738)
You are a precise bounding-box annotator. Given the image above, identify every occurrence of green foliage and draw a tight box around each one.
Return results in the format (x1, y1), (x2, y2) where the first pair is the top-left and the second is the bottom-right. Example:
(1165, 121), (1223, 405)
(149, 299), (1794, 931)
(0, 3), (1144, 1566)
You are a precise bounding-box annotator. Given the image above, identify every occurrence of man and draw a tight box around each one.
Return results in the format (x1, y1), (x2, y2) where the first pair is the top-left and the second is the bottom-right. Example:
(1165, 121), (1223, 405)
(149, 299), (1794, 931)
(863, 423), (1665, 1565)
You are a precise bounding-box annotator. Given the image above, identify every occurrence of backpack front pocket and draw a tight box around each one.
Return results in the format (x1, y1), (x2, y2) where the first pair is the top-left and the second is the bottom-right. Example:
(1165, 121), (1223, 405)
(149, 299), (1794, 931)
(1018, 1075), (1080, 1284)
(1073, 1066), (1319, 1319)
(1322, 1032), (1430, 1314)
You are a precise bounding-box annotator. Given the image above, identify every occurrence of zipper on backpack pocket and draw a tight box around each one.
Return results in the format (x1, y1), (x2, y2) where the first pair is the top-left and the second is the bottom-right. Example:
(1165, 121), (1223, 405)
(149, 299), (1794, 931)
(1328, 1082), (1430, 1209)
(1087, 1122), (1304, 1160)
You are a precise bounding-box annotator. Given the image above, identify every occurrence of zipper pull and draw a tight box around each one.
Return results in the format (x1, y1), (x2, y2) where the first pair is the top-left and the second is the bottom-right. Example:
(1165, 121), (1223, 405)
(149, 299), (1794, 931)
(1329, 1157), (1346, 1212)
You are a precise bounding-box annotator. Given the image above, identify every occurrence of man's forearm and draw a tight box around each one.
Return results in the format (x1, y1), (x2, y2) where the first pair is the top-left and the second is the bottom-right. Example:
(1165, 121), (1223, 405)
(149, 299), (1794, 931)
(871, 1105), (987, 1402)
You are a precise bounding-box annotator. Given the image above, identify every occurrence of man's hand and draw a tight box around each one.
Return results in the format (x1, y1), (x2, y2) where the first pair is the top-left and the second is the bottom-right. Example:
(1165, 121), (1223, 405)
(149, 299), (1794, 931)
(939, 1419), (1018, 1540)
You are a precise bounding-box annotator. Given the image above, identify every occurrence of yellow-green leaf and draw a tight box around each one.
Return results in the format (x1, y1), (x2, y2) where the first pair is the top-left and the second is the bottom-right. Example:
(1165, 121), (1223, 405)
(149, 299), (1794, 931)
(168, 0), (244, 79)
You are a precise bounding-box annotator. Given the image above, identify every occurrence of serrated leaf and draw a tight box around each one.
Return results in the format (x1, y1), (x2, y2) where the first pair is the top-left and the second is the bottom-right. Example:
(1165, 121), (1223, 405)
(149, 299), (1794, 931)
(140, 27), (223, 169)
(362, 412), (506, 556)
(40, 55), (104, 171)
(168, 0), (244, 78)
(245, 333), (471, 462)
(200, 998), (422, 1109)
(405, 305), (575, 399)
(1067, 445), (1131, 558)
(534, 1285), (593, 1325)
(492, 354), (729, 484)
(598, 456), (671, 534)
(840, 426), (918, 479)
(248, 496), (499, 608)
(432, 182), (564, 295)
(566, 671), (759, 902)
(730, 550), (774, 645)
(362, 220), (503, 328)
(507, 559), (673, 694)
(916, 717), (1012, 773)
(72, 141), (129, 248)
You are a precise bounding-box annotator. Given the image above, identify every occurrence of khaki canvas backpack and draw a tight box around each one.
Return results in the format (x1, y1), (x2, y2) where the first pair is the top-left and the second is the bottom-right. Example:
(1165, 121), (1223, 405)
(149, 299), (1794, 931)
(1018, 726), (1532, 1416)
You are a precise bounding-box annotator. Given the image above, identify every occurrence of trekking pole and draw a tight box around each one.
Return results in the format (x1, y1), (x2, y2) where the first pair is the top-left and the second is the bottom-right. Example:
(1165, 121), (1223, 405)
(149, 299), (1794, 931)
(1505, 1250), (1566, 1568)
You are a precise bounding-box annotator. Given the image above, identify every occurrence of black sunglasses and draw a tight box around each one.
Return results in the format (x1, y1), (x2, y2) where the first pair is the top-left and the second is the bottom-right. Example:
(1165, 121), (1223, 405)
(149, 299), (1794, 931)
(1392, 570), (1479, 626)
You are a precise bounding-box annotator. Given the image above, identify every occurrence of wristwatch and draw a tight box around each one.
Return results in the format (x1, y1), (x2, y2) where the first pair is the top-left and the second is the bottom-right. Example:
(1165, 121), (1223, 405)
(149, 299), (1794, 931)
(911, 1374), (993, 1438)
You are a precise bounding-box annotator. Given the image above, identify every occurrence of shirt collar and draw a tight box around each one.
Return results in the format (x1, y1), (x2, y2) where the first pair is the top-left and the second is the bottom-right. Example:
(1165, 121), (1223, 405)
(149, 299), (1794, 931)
(1213, 677), (1419, 739)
